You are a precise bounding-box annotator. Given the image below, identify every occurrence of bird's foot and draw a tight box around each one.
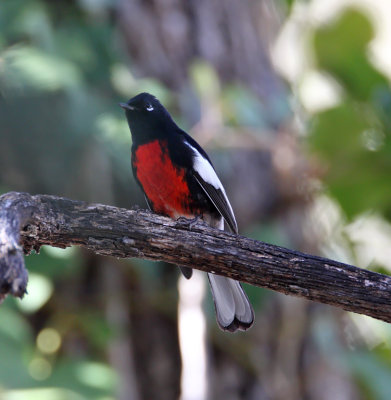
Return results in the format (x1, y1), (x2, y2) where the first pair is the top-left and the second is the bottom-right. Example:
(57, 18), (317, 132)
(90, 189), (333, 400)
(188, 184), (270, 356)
(175, 215), (203, 230)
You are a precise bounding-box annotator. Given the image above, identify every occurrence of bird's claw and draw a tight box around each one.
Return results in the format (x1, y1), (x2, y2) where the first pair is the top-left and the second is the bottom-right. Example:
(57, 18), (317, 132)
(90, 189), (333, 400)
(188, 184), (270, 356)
(175, 215), (203, 230)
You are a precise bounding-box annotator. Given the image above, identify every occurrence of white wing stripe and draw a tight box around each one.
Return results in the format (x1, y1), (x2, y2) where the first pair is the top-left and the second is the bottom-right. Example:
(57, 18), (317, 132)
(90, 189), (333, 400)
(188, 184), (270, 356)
(184, 142), (223, 190)
(185, 141), (236, 230)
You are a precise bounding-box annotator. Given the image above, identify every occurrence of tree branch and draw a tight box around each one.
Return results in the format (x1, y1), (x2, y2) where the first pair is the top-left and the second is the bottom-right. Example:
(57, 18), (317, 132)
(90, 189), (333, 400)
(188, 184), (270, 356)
(0, 191), (390, 323)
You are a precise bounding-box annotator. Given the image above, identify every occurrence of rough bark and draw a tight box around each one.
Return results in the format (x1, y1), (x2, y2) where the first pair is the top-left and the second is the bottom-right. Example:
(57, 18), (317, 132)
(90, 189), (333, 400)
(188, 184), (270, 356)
(0, 191), (390, 324)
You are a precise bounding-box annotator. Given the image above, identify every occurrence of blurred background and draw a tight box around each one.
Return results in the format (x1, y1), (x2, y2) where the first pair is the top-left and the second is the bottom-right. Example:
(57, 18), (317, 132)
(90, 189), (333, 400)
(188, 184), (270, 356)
(1, 0), (391, 399)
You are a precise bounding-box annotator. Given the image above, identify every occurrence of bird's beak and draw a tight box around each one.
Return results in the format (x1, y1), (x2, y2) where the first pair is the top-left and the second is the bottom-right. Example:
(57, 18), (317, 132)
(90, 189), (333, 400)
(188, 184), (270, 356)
(119, 102), (134, 111)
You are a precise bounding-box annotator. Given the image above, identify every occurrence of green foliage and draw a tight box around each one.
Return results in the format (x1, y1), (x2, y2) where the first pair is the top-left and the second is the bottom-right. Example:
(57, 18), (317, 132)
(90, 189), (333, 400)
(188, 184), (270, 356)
(304, 8), (391, 400)
(314, 10), (387, 102)
(309, 8), (391, 220)
(1, 0), (391, 398)
(0, 248), (115, 399)
(309, 101), (391, 218)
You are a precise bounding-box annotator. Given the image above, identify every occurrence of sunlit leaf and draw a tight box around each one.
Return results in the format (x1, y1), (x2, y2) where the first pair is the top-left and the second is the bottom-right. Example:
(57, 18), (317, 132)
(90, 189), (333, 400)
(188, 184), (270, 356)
(2, 46), (82, 92)
(75, 362), (116, 391)
(3, 388), (86, 400)
(314, 9), (388, 102)
(17, 273), (53, 314)
(309, 102), (391, 219)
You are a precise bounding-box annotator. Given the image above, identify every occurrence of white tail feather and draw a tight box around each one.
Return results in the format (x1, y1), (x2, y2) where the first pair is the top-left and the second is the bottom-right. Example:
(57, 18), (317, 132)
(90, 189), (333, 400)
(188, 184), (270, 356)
(208, 273), (254, 331)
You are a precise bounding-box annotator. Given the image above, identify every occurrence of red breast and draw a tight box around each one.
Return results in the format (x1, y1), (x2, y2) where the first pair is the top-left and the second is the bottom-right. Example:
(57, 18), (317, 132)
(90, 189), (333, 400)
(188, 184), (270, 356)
(133, 140), (193, 218)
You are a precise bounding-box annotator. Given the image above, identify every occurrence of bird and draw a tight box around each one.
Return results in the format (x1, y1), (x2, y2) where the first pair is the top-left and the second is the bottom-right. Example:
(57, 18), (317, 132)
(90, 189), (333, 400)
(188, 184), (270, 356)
(120, 92), (254, 332)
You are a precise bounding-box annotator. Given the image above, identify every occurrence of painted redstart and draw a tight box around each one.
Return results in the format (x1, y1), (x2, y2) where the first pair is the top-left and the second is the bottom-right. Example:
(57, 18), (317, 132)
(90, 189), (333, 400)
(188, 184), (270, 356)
(120, 93), (254, 332)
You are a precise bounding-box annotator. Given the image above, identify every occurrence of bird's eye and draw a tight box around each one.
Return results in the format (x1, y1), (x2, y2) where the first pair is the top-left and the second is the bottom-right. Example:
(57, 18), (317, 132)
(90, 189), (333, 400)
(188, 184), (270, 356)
(146, 104), (154, 111)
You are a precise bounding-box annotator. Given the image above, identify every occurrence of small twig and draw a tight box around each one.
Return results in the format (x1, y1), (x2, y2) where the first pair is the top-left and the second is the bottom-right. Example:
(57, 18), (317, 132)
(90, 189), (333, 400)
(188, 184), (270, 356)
(0, 191), (390, 323)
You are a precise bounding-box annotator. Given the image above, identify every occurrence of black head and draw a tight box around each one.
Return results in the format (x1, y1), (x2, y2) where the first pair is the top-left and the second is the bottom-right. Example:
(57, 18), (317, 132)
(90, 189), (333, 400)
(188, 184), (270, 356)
(119, 92), (163, 114)
(119, 93), (176, 143)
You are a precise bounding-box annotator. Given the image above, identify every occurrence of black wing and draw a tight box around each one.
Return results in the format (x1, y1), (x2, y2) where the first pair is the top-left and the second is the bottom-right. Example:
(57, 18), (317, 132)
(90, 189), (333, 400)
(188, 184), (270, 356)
(193, 172), (238, 234)
(177, 134), (238, 234)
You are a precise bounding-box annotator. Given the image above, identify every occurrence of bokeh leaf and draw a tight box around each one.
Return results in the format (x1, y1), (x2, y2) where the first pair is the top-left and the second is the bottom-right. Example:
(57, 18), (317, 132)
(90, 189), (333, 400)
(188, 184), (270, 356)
(309, 102), (391, 219)
(314, 9), (388, 102)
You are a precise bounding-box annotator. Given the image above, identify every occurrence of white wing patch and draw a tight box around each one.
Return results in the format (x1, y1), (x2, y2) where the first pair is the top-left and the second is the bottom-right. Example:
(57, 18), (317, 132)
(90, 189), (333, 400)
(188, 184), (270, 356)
(184, 142), (223, 190)
(184, 141), (236, 230)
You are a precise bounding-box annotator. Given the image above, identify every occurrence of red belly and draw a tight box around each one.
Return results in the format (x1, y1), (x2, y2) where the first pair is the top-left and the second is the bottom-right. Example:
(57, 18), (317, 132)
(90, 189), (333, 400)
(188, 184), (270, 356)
(133, 140), (192, 218)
